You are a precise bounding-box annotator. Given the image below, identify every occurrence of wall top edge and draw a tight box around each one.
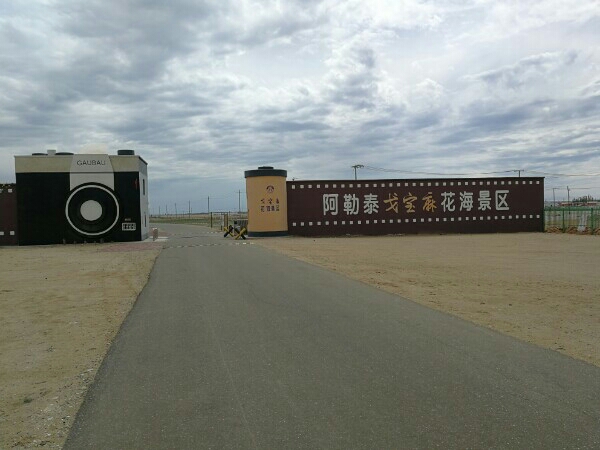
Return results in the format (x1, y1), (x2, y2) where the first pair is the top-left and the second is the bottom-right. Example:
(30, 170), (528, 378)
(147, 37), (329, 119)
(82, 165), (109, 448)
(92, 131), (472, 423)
(288, 176), (544, 184)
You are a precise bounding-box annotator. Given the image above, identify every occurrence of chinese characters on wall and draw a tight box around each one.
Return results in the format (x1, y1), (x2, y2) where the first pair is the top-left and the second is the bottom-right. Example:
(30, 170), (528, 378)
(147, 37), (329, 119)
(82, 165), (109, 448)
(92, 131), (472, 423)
(322, 190), (511, 216)
(287, 177), (544, 236)
(260, 184), (280, 213)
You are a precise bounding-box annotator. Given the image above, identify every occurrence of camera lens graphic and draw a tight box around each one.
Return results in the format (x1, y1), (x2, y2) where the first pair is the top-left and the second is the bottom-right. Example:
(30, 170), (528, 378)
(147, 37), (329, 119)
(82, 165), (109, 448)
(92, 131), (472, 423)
(65, 184), (120, 236)
(80, 200), (103, 221)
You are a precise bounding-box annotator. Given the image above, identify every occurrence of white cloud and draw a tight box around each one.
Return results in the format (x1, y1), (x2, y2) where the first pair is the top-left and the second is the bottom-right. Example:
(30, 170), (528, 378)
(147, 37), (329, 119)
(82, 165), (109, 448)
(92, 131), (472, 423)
(328, 0), (443, 32)
(474, 0), (600, 41)
(463, 51), (578, 89)
(0, 0), (599, 207)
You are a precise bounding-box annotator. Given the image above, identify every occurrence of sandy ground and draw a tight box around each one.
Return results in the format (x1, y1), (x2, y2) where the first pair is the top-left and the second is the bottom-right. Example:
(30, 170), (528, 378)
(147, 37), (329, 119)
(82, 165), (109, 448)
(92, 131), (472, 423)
(0, 242), (161, 449)
(257, 233), (600, 367)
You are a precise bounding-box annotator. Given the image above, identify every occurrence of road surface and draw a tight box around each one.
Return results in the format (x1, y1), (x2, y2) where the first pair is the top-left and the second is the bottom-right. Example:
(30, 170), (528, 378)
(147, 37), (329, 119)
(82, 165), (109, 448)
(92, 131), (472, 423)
(65, 224), (600, 449)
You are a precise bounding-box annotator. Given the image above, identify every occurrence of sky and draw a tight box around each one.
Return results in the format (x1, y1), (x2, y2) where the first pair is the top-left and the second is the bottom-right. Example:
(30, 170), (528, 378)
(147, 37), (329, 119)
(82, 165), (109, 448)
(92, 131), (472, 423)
(1, 0), (599, 212)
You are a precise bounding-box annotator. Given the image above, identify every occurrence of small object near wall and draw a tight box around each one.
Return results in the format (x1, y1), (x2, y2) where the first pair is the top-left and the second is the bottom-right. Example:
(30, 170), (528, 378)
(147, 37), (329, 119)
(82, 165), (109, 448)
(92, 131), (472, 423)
(245, 167), (288, 237)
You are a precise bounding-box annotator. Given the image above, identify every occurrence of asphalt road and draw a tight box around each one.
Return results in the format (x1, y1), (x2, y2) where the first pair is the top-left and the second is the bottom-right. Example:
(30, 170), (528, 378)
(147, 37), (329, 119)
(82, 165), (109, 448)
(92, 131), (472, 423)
(65, 224), (600, 449)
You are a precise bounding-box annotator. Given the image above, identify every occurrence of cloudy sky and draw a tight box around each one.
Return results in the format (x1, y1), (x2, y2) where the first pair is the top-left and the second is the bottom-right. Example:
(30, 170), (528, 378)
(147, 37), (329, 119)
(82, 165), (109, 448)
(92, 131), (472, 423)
(1, 0), (599, 212)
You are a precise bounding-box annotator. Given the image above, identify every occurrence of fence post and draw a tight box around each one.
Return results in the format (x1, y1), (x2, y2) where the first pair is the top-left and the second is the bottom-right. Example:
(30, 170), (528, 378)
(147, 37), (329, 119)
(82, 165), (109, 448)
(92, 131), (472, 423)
(210, 212), (213, 228)
(543, 208), (546, 231)
(562, 209), (565, 232)
(591, 208), (595, 234)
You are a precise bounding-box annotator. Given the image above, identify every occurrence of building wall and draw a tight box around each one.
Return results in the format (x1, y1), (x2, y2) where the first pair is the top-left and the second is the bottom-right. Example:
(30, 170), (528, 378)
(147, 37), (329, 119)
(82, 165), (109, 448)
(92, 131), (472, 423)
(287, 177), (544, 236)
(0, 184), (18, 245)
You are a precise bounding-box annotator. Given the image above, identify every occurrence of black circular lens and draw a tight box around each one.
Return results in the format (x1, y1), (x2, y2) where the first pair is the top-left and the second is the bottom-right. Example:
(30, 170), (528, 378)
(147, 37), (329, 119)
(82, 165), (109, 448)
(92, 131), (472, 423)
(66, 185), (119, 236)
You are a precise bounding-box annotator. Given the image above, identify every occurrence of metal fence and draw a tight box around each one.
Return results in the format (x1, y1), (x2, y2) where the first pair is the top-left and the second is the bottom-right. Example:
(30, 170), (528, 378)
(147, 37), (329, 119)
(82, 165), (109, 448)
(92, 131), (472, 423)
(544, 207), (600, 234)
(150, 212), (248, 230)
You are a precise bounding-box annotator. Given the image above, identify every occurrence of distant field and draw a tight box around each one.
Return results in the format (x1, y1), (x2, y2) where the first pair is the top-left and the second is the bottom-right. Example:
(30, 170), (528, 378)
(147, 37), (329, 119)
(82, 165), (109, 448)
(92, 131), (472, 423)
(151, 213), (247, 228)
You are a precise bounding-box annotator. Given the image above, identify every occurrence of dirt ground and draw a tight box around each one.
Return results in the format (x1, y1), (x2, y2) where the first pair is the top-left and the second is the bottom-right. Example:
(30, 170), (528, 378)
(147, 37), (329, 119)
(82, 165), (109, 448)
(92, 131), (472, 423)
(257, 233), (600, 367)
(0, 242), (161, 449)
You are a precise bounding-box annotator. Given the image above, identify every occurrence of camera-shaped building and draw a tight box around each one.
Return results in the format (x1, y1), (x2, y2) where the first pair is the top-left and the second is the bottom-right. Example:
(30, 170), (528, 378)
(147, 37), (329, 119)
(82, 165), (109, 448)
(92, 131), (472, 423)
(15, 150), (149, 245)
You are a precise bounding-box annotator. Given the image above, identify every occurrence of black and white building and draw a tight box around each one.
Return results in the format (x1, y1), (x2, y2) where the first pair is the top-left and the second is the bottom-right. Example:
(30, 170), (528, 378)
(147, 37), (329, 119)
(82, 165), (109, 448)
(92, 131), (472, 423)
(15, 150), (149, 245)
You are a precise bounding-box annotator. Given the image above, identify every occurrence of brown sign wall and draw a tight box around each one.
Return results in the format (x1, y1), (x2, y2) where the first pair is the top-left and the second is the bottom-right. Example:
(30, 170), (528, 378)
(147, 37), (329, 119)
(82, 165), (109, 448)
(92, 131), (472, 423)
(287, 177), (544, 236)
(0, 184), (18, 245)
